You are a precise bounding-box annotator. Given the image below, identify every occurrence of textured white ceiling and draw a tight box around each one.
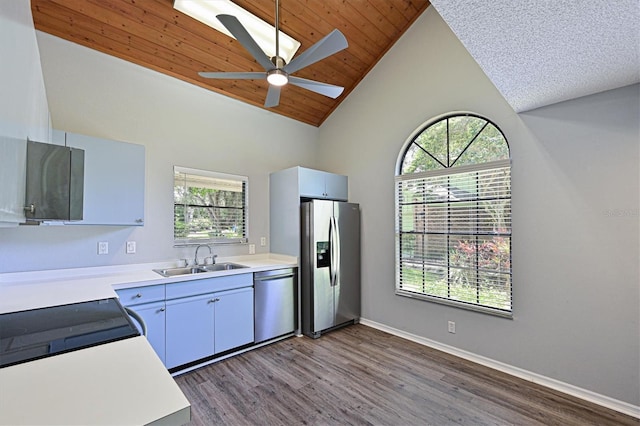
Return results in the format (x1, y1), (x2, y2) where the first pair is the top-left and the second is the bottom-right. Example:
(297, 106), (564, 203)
(430, 0), (640, 112)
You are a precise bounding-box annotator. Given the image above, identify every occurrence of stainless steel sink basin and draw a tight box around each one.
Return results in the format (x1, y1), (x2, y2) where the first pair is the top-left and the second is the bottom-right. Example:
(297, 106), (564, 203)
(201, 262), (248, 272)
(153, 263), (247, 277)
(153, 266), (207, 277)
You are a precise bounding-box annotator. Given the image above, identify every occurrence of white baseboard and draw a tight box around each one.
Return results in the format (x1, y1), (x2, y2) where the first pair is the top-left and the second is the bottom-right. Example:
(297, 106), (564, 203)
(359, 318), (640, 419)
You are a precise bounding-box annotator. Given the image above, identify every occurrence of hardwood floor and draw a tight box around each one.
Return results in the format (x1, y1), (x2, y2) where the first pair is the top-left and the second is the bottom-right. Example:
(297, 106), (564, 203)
(175, 324), (638, 425)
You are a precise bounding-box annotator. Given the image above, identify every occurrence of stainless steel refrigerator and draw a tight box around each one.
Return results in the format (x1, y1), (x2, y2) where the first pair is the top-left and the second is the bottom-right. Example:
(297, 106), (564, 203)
(301, 200), (360, 338)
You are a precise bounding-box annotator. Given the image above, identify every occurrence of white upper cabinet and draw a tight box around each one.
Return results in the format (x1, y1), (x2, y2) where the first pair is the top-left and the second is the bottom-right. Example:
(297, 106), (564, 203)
(298, 167), (348, 201)
(63, 131), (145, 226)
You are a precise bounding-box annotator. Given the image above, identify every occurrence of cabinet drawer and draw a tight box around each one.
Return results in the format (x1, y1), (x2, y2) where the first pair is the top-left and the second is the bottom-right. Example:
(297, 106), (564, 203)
(116, 285), (165, 306)
(166, 273), (253, 300)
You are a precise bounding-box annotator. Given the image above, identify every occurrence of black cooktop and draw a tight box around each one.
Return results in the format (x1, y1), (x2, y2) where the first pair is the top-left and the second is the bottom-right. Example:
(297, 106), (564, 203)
(0, 298), (140, 368)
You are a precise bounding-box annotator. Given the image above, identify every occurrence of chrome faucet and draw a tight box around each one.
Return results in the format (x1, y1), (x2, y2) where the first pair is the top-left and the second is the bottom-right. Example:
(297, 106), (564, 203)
(194, 244), (214, 266)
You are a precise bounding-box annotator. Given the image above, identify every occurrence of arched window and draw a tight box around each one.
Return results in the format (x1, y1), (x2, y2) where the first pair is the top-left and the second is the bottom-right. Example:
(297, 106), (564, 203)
(395, 113), (512, 316)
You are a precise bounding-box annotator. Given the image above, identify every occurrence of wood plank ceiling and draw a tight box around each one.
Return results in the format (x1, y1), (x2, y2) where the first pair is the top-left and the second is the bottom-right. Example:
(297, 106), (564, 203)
(31, 0), (429, 127)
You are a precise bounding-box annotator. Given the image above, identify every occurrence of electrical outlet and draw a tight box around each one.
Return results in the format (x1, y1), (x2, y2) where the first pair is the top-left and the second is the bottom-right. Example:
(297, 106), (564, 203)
(448, 321), (456, 334)
(98, 241), (109, 255)
(249, 244), (256, 254)
(126, 241), (136, 254)
(260, 236), (267, 246)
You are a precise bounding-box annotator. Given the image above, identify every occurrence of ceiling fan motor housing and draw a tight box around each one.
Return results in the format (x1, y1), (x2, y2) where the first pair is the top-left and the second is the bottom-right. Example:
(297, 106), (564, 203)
(270, 56), (286, 68)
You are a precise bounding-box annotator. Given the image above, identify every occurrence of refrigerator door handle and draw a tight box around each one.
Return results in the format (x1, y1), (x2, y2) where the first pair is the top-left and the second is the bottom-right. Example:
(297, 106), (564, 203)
(334, 216), (341, 286)
(329, 216), (338, 287)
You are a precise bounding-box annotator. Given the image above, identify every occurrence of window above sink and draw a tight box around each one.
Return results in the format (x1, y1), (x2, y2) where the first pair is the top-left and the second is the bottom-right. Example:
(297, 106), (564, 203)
(173, 166), (248, 246)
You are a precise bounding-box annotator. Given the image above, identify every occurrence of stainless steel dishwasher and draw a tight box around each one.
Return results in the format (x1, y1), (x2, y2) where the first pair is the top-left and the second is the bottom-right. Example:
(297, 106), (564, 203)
(254, 268), (296, 343)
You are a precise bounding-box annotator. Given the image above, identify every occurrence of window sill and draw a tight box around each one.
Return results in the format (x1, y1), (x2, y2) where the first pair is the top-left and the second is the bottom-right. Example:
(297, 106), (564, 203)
(395, 289), (513, 319)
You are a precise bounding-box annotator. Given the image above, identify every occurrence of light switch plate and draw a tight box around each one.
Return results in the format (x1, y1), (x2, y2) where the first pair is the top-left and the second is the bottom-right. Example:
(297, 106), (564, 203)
(98, 241), (109, 255)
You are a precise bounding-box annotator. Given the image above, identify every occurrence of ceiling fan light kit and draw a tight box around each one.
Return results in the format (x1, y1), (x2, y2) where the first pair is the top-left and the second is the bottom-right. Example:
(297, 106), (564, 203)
(267, 69), (288, 87)
(191, 0), (348, 108)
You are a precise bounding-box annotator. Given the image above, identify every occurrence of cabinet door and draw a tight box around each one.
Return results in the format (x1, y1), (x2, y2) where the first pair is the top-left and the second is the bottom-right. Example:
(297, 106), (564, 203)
(298, 167), (348, 200)
(65, 132), (145, 226)
(127, 301), (166, 365)
(298, 167), (327, 198)
(324, 172), (348, 201)
(165, 294), (215, 369)
(214, 287), (254, 353)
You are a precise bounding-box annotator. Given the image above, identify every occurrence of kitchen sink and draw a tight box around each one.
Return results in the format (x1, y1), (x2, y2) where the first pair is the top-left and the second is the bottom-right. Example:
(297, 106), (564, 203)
(200, 262), (248, 272)
(153, 267), (208, 277)
(153, 263), (247, 277)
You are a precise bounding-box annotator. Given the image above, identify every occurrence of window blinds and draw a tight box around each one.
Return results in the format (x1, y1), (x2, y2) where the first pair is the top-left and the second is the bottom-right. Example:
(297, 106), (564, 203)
(395, 159), (512, 315)
(174, 167), (248, 245)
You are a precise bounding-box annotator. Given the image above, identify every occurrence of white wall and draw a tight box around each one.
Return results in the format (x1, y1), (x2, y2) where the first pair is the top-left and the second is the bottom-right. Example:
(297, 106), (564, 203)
(0, 32), (319, 272)
(317, 7), (639, 407)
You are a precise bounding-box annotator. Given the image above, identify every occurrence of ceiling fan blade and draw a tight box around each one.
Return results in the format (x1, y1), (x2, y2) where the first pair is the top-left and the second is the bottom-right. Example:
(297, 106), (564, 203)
(216, 14), (275, 71)
(264, 85), (282, 107)
(284, 29), (348, 74)
(199, 71), (266, 80)
(289, 76), (344, 99)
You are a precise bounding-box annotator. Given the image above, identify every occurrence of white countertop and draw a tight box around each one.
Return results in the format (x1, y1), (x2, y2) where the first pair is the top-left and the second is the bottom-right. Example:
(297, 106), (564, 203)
(0, 336), (190, 426)
(0, 253), (297, 314)
(0, 253), (297, 426)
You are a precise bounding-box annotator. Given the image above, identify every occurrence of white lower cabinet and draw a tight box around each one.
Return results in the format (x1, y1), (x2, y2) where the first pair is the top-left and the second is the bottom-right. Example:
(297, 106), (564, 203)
(119, 273), (255, 370)
(213, 287), (254, 353)
(165, 293), (215, 369)
(165, 287), (254, 369)
(131, 301), (166, 365)
(116, 285), (166, 365)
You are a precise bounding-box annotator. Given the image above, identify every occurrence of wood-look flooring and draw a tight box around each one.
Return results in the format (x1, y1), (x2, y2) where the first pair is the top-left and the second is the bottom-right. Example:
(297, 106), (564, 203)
(175, 324), (638, 426)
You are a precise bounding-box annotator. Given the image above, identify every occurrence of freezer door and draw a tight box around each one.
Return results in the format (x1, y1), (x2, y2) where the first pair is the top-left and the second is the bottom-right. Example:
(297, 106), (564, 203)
(301, 200), (335, 335)
(334, 202), (361, 325)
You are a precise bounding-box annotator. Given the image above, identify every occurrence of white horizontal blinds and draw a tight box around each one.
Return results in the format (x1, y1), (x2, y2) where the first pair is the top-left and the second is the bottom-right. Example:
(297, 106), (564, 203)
(396, 159), (512, 313)
(174, 167), (248, 244)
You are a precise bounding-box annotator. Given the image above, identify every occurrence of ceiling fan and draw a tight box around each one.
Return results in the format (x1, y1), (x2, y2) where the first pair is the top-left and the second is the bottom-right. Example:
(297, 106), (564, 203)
(198, 0), (348, 108)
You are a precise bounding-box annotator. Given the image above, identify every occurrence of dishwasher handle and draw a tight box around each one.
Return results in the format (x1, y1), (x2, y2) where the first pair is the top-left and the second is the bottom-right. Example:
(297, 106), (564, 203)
(254, 268), (295, 282)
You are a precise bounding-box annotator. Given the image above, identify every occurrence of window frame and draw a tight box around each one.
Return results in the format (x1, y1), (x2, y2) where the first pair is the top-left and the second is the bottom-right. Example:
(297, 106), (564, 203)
(395, 112), (512, 317)
(173, 166), (248, 246)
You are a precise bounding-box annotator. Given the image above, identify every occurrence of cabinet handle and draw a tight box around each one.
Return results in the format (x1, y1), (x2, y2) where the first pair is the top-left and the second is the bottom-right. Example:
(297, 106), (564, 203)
(135, 218), (144, 223)
(208, 298), (220, 303)
(159, 307), (166, 312)
(135, 293), (142, 298)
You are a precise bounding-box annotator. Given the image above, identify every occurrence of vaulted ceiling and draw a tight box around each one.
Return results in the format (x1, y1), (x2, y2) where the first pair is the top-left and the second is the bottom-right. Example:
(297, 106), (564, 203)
(430, 0), (640, 112)
(31, 0), (430, 127)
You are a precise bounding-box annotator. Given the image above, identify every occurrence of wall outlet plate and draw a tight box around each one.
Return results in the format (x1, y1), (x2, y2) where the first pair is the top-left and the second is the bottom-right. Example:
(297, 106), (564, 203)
(448, 321), (456, 334)
(260, 237), (266, 246)
(249, 244), (256, 254)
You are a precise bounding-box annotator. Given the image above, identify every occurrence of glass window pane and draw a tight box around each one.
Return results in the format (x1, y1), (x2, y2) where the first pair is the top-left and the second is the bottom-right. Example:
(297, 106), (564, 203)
(414, 120), (447, 167)
(423, 266), (448, 298)
(454, 123), (509, 166)
(448, 116), (487, 166)
(478, 273), (511, 310)
(401, 143), (443, 173)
